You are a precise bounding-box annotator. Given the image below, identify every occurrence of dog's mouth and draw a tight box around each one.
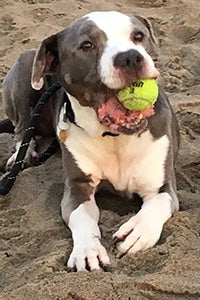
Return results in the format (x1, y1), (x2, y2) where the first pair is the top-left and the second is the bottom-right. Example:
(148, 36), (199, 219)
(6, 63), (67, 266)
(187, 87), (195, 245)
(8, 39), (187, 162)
(97, 92), (155, 135)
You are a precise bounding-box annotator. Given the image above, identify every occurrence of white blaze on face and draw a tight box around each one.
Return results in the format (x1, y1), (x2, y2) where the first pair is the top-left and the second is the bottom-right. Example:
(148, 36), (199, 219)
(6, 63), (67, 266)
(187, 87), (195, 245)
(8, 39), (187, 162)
(87, 11), (158, 89)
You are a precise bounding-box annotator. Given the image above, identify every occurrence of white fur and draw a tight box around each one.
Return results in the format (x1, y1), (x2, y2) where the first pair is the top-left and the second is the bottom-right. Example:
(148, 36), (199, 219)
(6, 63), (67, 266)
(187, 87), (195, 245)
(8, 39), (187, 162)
(87, 11), (159, 89)
(114, 192), (172, 255)
(57, 100), (169, 198)
(67, 195), (110, 271)
(56, 102), (70, 134)
(69, 95), (104, 136)
(86, 11), (133, 41)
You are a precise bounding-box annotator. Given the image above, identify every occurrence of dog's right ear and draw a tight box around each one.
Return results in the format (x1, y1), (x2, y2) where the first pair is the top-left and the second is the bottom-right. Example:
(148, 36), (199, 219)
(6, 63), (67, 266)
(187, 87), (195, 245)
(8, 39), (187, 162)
(31, 34), (59, 90)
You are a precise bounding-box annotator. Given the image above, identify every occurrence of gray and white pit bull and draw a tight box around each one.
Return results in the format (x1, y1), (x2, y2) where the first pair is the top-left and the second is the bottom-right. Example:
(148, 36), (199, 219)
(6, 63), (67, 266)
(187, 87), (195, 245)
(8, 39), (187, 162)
(2, 11), (179, 271)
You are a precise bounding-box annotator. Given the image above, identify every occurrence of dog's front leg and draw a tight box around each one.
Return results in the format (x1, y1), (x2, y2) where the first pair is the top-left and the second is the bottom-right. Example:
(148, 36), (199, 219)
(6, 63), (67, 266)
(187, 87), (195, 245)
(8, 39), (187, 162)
(113, 185), (178, 257)
(60, 146), (110, 271)
(63, 193), (110, 271)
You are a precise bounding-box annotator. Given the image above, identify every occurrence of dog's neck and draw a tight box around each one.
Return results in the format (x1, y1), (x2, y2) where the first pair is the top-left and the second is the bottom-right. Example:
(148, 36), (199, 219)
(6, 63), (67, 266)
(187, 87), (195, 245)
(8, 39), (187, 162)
(64, 93), (106, 137)
(63, 92), (151, 138)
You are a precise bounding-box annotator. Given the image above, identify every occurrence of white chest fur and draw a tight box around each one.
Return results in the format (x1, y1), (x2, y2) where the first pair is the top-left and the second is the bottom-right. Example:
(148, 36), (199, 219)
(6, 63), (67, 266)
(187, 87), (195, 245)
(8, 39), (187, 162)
(57, 98), (169, 198)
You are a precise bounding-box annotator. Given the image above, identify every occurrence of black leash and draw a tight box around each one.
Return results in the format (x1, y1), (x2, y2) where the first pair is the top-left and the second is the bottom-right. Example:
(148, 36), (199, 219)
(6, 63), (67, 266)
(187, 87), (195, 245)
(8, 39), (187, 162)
(0, 81), (118, 195)
(0, 82), (62, 195)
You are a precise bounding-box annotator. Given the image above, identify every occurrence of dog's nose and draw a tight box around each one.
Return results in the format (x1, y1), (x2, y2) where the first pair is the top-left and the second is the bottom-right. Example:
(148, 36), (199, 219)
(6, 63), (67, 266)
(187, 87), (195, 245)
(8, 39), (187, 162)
(113, 49), (144, 70)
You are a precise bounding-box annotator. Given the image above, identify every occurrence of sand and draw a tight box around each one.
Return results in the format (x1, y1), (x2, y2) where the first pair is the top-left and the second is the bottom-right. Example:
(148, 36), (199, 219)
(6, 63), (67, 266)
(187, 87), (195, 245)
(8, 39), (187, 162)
(0, 0), (200, 299)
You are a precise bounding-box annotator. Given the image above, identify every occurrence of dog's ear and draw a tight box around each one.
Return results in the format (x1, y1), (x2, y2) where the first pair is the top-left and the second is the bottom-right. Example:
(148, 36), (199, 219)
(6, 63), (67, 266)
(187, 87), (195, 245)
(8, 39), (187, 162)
(134, 15), (159, 59)
(135, 15), (157, 45)
(31, 34), (59, 90)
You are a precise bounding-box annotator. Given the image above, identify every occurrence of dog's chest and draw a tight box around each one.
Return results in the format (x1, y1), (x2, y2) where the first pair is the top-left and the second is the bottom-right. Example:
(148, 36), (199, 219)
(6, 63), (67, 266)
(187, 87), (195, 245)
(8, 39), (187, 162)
(59, 117), (169, 197)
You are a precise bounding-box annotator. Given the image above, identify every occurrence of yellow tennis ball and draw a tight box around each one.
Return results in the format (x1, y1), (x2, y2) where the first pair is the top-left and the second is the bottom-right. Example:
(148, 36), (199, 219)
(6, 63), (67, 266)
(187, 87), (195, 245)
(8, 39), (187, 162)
(117, 79), (159, 111)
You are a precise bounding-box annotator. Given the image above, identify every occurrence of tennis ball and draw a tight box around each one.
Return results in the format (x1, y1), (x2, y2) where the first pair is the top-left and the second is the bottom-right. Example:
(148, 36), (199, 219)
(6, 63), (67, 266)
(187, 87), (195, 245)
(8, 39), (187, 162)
(117, 79), (159, 111)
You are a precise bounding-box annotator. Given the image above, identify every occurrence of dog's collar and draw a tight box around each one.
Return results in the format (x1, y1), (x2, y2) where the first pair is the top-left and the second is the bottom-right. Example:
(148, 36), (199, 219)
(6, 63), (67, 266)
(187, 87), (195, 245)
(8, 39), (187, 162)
(63, 92), (77, 125)
(102, 132), (119, 137)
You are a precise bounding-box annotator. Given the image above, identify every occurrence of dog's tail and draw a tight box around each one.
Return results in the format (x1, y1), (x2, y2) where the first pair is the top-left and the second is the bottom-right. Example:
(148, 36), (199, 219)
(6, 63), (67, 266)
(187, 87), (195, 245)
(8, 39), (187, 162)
(0, 118), (15, 133)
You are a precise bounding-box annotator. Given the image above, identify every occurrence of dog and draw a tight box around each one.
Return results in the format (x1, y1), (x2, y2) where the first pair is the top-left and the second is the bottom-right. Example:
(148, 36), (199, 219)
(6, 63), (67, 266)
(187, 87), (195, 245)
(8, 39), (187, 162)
(2, 11), (179, 271)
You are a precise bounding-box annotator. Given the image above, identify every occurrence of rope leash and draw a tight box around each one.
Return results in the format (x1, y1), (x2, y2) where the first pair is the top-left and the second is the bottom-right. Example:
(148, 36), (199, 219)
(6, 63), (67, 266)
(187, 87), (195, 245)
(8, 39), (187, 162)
(0, 83), (62, 195)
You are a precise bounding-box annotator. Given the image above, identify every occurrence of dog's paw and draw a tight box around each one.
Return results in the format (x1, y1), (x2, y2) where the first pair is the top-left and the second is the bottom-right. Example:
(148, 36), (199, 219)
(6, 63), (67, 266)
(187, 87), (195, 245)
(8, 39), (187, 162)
(113, 193), (172, 257)
(113, 213), (162, 257)
(6, 148), (39, 170)
(67, 236), (110, 271)
(6, 141), (39, 171)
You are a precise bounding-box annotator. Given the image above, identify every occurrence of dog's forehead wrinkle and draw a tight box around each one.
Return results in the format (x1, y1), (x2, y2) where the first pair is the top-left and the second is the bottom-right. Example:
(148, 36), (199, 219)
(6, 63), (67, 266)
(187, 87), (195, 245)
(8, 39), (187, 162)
(60, 17), (107, 49)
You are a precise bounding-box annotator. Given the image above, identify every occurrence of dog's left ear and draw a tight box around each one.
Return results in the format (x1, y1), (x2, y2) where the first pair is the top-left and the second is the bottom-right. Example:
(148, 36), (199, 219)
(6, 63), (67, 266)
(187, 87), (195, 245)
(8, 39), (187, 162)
(135, 15), (157, 45)
(135, 15), (159, 59)
(31, 33), (59, 90)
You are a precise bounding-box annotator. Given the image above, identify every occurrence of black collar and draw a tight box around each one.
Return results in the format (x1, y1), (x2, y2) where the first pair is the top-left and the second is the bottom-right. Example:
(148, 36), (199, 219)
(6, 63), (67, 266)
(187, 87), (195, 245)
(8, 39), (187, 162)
(63, 92), (76, 124)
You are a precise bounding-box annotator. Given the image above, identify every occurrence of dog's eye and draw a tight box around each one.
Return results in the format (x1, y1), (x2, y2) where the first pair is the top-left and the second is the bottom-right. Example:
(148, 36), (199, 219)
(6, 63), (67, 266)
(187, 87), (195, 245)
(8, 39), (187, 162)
(133, 32), (144, 43)
(80, 41), (95, 51)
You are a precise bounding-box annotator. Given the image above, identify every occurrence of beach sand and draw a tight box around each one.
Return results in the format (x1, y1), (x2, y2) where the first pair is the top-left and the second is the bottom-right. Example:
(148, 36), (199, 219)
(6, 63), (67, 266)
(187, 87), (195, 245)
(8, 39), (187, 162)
(0, 0), (200, 299)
